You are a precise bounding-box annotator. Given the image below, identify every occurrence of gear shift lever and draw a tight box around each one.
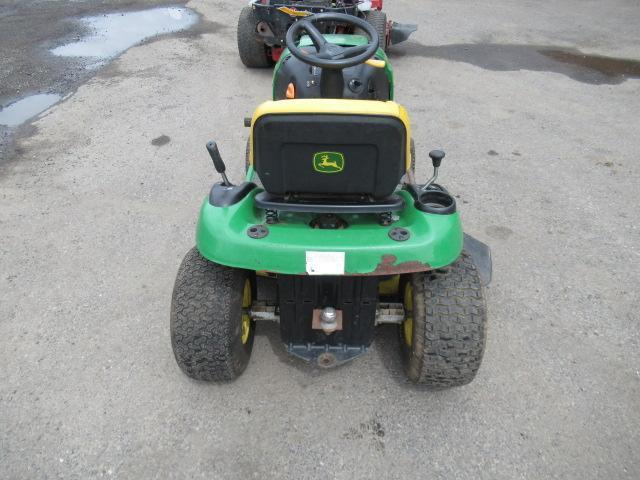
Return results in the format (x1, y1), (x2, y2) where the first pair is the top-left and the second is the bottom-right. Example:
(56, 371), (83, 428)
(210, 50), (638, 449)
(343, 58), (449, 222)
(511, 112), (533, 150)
(206, 141), (232, 186)
(423, 150), (445, 190)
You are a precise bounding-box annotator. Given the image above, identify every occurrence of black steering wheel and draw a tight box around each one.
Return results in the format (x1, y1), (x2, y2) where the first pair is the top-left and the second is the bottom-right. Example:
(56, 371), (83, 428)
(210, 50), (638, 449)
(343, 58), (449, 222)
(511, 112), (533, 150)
(285, 13), (379, 70)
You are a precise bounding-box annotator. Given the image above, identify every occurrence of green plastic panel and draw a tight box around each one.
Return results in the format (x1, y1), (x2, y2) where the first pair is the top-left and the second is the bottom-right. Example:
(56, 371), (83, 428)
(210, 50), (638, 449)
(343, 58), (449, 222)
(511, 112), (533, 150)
(196, 190), (462, 275)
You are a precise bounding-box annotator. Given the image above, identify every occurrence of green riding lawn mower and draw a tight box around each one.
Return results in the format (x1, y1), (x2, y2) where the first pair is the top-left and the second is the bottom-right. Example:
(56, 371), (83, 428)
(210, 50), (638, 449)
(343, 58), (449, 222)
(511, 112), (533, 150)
(171, 13), (491, 388)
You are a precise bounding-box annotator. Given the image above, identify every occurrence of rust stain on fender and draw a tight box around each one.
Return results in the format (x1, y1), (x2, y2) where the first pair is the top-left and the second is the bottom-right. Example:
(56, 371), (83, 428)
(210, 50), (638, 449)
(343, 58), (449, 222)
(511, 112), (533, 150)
(348, 255), (431, 276)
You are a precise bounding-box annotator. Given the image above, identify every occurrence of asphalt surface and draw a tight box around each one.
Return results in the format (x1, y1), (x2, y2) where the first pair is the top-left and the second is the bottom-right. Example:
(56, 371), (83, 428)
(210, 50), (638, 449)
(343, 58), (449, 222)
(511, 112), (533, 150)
(0, 0), (218, 160)
(1, 0), (639, 478)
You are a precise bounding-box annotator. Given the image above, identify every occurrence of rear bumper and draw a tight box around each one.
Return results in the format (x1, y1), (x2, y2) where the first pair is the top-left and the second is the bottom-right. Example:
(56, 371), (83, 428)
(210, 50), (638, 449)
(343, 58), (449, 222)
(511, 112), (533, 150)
(196, 189), (463, 275)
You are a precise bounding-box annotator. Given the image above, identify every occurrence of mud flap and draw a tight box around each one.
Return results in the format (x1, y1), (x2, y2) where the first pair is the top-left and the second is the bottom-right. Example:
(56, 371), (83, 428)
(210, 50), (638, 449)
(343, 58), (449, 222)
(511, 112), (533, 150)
(389, 22), (417, 46)
(463, 233), (492, 286)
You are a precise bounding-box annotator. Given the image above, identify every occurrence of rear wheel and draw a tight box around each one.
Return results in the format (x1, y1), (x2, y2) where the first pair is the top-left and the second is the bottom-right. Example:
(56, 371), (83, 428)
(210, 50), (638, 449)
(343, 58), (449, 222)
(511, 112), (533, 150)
(399, 252), (487, 387)
(401, 138), (415, 184)
(364, 10), (388, 51)
(245, 137), (262, 187)
(171, 247), (255, 381)
(245, 137), (250, 172)
(237, 6), (271, 68)
(410, 138), (415, 173)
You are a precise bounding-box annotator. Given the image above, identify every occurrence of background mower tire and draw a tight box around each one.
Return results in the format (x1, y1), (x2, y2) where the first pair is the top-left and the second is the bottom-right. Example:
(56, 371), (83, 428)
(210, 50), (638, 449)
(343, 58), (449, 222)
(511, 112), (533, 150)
(237, 6), (271, 68)
(363, 10), (388, 51)
(171, 247), (255, 381)
(400, 251), (487, 388)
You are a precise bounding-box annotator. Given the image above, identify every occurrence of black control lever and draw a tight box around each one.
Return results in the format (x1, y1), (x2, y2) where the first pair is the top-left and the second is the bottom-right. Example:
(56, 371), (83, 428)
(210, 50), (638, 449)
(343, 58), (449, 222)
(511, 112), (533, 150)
(423, 150), (445, 190)
(206, 141), (232, 186)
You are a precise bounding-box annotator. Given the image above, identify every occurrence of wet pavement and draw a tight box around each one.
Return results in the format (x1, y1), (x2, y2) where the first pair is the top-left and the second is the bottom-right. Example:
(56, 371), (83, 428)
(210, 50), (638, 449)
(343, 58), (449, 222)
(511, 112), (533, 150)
(0, 0), (212, 161)
(0, 93), (62, 127)
(398, 42), (640, 85)
(51, 7), (198, 62)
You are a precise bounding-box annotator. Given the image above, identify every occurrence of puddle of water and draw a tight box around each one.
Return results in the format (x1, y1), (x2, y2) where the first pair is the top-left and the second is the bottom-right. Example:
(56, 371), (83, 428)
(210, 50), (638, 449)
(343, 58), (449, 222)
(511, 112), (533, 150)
(0, 94), (62, 127)
(539, 49), (640, 79)
(398, 43), (640, 85)
(51, 7), (198, 61)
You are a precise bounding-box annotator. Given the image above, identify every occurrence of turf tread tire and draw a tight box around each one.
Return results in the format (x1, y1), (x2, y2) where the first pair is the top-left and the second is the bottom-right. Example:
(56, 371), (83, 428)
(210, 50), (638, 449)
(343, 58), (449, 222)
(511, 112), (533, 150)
(401, 251), (487, 387)
(410, 138), (415, 173)
(237, 6), (270, 68)
(365, 10), (388, 51)
(245, 138), (262, 187)
(171, 248), (254, 381)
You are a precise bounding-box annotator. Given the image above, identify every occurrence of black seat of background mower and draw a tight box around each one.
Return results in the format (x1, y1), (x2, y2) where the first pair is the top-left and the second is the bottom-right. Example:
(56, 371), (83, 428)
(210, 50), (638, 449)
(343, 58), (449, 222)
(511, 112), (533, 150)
(253, 113), (407, 200)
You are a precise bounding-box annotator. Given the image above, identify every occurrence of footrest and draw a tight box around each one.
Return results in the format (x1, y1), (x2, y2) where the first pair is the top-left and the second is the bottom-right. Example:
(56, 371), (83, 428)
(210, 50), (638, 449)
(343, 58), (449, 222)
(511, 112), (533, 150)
(255, 191), (405, 214)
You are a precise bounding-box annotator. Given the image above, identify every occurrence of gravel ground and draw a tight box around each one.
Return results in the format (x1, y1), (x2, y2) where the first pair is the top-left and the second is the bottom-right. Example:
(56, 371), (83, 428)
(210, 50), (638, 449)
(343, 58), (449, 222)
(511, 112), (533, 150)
(1, 0), (639, 478)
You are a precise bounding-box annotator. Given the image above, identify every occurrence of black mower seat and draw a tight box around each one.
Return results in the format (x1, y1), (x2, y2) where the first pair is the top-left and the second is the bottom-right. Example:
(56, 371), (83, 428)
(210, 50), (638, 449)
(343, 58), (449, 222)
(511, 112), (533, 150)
(249, 99), (411, 201)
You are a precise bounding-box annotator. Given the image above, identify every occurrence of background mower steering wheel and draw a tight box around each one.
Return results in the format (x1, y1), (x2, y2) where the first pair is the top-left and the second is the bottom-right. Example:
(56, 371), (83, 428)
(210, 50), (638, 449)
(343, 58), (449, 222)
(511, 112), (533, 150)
(285, 13), (380, 70)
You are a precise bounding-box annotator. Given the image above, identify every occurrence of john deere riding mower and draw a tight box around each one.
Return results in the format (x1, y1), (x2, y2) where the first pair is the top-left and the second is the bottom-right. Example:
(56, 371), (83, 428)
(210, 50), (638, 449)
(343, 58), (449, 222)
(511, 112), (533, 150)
(171, 13), (491, 387)
(237, 0), (417, 67)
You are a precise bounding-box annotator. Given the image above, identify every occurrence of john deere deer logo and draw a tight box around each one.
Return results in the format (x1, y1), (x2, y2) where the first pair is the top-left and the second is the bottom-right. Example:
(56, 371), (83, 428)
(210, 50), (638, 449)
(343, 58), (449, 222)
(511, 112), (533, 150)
(313, 152), (345, 173)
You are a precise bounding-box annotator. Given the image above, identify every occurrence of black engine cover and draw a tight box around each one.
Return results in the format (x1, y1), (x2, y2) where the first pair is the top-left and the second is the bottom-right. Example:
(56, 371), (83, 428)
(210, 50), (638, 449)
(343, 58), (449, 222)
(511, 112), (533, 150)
(274, 52), (391, 101)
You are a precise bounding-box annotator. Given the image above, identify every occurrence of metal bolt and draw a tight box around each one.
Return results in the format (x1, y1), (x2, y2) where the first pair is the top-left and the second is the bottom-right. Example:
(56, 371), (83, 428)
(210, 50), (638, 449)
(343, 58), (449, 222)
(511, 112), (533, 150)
(320, 307), (337, 325)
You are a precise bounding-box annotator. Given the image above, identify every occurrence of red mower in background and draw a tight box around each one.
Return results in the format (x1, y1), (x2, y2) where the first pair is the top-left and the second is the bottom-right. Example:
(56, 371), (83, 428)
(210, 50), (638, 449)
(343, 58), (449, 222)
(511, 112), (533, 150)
(237, 0), (417, 67)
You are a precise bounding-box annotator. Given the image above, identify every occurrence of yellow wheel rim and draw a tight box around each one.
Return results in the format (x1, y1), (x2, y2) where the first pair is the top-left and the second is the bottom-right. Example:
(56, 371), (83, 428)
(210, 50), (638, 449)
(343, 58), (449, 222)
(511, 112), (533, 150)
(378, 275), (400, 296)
(241, 279), (252, 345)
(403, 282), (413, 347)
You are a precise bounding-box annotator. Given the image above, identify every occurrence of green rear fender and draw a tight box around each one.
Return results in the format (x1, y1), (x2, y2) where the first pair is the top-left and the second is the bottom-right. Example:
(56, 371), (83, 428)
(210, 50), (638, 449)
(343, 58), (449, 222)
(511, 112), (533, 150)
(196, 190), (463, 275)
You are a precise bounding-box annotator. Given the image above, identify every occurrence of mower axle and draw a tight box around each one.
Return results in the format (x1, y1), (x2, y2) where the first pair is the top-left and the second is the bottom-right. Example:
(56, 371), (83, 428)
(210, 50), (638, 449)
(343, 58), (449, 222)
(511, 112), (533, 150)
(248, 301), (405, 324)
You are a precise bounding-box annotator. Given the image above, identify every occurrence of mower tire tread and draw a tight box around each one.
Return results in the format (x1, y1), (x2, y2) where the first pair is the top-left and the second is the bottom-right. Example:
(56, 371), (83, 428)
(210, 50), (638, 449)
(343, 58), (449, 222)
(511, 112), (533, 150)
(404, 251), (487, 387)
(365, 10), (388, 51)
(410, 138), (415, 173)
(245, 137), (250, 171)
(171, 248), (253, 381)
(237, 6), (270, 68)
(245, 137), (262, 187)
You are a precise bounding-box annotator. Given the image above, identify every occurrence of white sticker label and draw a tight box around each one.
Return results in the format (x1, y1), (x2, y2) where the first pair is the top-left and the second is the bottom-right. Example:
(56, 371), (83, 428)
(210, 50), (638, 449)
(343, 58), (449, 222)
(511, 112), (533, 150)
(306, 251), (345, 275)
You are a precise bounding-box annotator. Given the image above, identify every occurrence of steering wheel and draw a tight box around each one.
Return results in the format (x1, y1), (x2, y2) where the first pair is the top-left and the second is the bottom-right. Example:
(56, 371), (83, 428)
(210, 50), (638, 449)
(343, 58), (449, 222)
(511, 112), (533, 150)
(285, 13), (379, 70)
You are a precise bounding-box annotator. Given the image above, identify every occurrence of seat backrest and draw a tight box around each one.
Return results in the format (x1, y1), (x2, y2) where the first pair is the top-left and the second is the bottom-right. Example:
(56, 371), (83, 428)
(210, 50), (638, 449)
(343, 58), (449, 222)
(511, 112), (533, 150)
(250, 100), (411, 199)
